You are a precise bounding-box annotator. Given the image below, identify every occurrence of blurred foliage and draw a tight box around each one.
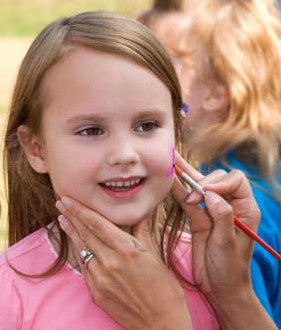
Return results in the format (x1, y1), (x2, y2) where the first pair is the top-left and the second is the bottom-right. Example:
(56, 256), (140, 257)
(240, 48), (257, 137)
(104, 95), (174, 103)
(0, 0), (152, 36)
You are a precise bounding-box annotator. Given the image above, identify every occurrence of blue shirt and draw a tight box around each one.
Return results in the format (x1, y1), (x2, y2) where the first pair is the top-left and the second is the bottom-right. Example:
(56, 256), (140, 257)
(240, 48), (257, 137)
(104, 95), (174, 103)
(201, 150), (281, 327)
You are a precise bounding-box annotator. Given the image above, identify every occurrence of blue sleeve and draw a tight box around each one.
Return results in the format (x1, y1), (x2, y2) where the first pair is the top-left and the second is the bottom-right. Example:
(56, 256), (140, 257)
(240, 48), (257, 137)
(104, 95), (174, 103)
(250, 253), (273, 318)
(250, 187), (281, 328)
(201, 155), (281, 327)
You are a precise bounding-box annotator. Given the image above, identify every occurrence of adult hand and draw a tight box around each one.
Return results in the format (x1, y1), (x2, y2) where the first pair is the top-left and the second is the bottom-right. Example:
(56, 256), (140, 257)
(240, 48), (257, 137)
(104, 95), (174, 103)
(172, 152), (275, 329)
(55, 199), (191, 330)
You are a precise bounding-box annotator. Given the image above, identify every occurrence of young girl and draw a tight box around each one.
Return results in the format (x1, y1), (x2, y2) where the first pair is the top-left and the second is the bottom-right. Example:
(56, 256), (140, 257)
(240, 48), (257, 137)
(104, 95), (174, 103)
(140, 0), (281, 327)
(0, 11), (275, 329)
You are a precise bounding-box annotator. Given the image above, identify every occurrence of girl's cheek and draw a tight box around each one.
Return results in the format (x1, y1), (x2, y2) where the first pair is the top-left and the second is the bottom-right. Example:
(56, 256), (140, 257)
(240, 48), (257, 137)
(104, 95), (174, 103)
(146, 144), (175, 179)
(142, 138), (174, 175)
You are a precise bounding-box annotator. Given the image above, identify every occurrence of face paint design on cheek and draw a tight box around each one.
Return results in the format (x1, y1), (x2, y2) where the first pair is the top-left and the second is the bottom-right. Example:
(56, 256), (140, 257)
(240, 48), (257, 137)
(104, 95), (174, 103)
(166, 145), (175, 178)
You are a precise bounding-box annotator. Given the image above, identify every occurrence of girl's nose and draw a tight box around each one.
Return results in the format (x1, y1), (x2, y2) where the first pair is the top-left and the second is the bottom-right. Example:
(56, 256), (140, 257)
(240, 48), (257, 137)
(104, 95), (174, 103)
(107, 141), (140, 167)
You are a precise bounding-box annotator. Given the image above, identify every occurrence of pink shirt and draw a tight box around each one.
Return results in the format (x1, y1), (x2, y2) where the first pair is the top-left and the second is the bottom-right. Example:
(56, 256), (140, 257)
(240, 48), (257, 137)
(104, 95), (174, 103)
(0, 228), (219, 329)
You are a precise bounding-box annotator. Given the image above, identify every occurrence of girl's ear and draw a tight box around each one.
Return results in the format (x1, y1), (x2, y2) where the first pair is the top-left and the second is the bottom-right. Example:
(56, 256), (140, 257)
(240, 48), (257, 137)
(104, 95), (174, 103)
(17, 125), (48, 174)
(203, 83), (228, 113)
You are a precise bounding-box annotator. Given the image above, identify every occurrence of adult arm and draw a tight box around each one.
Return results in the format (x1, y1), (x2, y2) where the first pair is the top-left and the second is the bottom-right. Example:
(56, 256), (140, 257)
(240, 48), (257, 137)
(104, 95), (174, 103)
(173, 153), (276, 329)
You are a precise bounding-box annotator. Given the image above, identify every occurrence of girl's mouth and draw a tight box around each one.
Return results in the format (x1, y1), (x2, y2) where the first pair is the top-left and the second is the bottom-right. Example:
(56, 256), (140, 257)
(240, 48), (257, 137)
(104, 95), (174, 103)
(99, 177), (146, 198)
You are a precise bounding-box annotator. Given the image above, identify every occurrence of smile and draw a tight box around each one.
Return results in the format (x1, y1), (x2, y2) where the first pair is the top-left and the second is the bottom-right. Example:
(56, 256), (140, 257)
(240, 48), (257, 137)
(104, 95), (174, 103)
(99, 176), (146, 197)
(103, 178), (142, 189)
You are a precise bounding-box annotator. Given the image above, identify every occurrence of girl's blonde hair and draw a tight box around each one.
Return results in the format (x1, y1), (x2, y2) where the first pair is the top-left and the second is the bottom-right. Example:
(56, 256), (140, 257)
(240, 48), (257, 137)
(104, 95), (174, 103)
(3, 12), (187, 278)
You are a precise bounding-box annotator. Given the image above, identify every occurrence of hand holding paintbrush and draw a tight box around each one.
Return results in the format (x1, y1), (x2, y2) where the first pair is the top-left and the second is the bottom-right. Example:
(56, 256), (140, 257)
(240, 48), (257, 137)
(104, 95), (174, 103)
(170, 152), (279, 328)
(172, 151), (278, 330)
(173, 152), (281, 262)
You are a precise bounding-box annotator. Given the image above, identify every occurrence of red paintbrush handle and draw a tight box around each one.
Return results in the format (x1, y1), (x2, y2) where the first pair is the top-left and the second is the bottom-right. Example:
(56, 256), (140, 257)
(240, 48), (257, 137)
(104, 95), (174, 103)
(234, 216), (281, 262)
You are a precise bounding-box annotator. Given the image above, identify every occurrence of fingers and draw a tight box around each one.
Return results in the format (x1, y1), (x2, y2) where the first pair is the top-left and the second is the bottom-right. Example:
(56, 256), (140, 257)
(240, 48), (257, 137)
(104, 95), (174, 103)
(58, 215), (99, 274)
(132, 218), (160, 257)
(56, 197), (148, 265)
(173, 166), (229, 205)
(72, 245), (100, 300)
(58, 215), (85, 252)
(56, 197), (131, 252)
(174, 153), (230, 204)
(203, 170), (260, 231)
(203, 170), (252, 200)
(188, 170), (230, 204)
(174, 165), (256, 249)
(58, 214), (129, 282)
(204, 191), (236, 242)
(172, 178), (212, 233)
(58, 214), (105, 263)
(173, 175), (236, 241)
(72, 246), (99, 280)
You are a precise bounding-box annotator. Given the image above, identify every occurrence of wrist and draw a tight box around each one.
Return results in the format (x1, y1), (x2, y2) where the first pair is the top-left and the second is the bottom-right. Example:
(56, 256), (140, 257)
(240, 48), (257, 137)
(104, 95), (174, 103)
(207, 288), (276, 330)
(150, 294), (192, 330)
(151, 312), (191, 330)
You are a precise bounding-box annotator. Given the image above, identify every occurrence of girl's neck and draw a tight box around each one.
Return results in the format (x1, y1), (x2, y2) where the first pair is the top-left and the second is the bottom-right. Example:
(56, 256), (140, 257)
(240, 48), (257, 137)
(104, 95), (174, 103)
(119, 225), (133, 234)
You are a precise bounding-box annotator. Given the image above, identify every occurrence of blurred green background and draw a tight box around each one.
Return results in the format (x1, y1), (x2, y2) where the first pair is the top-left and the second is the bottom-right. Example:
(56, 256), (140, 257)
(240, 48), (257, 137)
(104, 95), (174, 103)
(0, 0), (152, 252)
(0, 0), (152, 37)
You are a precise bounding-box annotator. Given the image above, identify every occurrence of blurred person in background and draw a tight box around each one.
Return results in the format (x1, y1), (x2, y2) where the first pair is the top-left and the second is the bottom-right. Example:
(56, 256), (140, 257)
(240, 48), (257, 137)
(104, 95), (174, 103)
(139, 0), (281, 327)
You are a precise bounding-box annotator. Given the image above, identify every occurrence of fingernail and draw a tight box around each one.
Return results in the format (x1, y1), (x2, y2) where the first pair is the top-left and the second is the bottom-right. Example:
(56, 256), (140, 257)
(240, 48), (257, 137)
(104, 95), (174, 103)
(185, 191), (197, 204)
(55, 201), (65, 212)
(58, 215), (69, 229)
(61, 196), (71, 206)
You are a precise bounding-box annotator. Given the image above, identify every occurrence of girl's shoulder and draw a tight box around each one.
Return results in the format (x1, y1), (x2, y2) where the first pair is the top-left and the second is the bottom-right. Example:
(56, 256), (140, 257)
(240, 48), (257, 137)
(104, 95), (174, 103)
(0, 227), (54, 275)
(0, 228), (50, 327)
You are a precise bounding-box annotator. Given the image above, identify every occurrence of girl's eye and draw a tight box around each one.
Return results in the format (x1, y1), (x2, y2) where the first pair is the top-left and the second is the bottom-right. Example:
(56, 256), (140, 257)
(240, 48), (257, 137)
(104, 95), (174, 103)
(135, 121), (159, 132)
(77, 127), (104, 136)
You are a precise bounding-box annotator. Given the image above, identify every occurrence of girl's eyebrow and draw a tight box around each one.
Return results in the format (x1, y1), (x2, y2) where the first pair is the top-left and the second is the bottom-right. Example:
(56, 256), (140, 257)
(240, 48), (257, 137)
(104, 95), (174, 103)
(65, 108), (167, 125)
(65, 114), (105, 125)
(133, 108), (167, 121)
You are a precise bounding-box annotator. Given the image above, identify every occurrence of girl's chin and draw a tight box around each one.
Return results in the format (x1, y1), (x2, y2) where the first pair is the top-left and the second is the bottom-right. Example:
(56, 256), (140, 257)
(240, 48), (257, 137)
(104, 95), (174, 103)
(107, 213), (152, 231)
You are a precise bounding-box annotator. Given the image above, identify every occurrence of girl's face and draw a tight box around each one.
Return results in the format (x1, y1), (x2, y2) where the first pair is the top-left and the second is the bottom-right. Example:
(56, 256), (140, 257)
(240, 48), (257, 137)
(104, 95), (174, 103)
(37, 47), (175, 227)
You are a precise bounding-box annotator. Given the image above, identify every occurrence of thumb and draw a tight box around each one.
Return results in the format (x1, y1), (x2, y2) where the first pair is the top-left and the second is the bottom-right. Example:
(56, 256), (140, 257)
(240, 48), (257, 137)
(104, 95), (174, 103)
(133, 218), (159, 256)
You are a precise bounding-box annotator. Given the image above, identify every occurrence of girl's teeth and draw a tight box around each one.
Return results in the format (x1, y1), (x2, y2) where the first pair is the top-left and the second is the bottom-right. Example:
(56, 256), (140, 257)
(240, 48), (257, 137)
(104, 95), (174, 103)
(104, 178), (141, 188)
